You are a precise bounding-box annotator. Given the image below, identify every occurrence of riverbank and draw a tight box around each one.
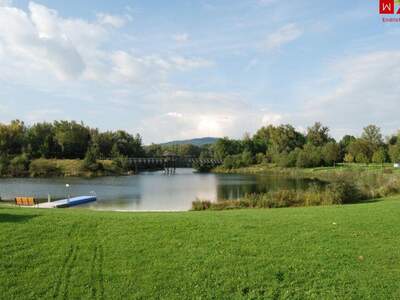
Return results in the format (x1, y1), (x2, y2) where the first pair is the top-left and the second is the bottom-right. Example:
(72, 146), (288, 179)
(1, 197), (400, 299)
(2, 158), (129, 178)
(213, 163), (400, 179)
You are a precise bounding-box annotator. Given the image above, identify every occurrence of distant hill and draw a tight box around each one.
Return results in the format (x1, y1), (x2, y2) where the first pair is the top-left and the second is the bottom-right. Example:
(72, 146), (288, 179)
(160, 137), (219, 146)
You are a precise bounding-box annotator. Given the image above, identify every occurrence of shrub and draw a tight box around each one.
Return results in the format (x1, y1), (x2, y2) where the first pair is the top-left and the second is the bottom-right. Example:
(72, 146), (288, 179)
(223, 154), (243, 169)
(29, 159), (62, 177)
(241, 151), (254, 167)
(0, 155), (10, 176)
(82, 147), (103, 172)
(112, 155), (132, 172)
(193, 161), (214, 173)
(9, 154), (30, 177)
(191, 200), (212, 211)
(372, 148), (387, 164)
(344, 153), (355, 163)
(255, 153), (266, 164)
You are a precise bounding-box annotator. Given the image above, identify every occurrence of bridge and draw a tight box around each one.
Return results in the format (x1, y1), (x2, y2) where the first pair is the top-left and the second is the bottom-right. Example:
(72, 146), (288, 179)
(128, 156), (223, 174)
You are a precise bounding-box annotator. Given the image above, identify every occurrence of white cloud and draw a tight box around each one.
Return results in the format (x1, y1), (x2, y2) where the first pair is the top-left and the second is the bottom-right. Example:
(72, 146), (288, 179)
(0, 2), (212, 88)
(96, 13), (126, 28)
(0, 0), (11, 7)
(264, 23), (303, 50)
(264, 51), (400, 139)
(172, 33), (189, 43)
(166, 112), (183, 118)
(262, 113), (283, 126)
(139, 89), (264, 142)
(0, 3), (86, 80)
(169, 56), (213, 71)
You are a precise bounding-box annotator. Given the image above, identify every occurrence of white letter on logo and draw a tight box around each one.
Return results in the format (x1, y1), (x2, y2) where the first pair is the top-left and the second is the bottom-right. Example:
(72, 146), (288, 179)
(383, 3), (392, 11)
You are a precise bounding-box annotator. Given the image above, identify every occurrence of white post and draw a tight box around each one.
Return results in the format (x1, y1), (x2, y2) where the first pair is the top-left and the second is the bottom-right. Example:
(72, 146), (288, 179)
(66, 184), (70, 203)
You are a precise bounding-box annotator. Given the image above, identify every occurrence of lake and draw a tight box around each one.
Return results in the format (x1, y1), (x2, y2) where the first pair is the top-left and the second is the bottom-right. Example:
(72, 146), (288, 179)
(0, 169), (323, 211)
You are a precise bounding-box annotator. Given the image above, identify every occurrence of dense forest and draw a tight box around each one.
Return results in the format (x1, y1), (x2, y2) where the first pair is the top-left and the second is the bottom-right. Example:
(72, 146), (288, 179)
(0, 120), (400, 176)
(215, 122), (400, 169)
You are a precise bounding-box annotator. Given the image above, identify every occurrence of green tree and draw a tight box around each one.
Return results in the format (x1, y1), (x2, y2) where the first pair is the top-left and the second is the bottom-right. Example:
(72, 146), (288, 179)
(361, 125), (383, 157)
(54, 121), (91, 158)
(355, 153), (369, 164)
(0, 120), (27, 155)
(348, 139), (372, 163)
(323, 142), (340, 166)
(306, 122), (330, 147)
(372, 148), (387, 164)
(241, 150), (254, 166)
(254, 125), (305, 156)
(0, 155), (10, 176)
(82, 146), (102, 172)
(91, 131), (115, 159)
(213, 137), (242, 160)
(26, 122), (59, 158)
(361, 125), (383, 149)
(296, 145), (323, 168)
(344, 153), (354, 163)
(389, 144), (400, 163)
(8, 154), (30, 177)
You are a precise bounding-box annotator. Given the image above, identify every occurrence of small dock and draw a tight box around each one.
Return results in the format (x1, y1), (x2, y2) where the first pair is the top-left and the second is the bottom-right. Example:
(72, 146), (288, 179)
(37, 196), (97, 208)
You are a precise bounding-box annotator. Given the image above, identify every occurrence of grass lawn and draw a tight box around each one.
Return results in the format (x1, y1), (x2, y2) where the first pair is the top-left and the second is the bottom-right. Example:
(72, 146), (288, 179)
(1, 198), (400, 299)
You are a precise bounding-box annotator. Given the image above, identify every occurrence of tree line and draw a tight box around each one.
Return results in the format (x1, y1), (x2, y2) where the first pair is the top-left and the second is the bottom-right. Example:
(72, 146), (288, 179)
(1, 120), (400, 176)
(213, 122), (400, 169)
(0, 120), (145, 176)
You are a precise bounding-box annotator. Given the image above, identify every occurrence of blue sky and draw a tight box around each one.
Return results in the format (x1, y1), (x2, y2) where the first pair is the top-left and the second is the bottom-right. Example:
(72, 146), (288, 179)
(0, 0), (399, 143)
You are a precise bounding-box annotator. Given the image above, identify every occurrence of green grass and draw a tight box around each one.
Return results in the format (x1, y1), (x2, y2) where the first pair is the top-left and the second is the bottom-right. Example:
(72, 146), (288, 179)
(28, 159), (117, 177)
(214, 163), (400, 177)
(2, 198), (400, 299)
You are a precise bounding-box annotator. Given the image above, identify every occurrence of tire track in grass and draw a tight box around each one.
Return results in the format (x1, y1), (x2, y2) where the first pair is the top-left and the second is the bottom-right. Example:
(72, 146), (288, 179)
(98, 244), (105, 299)
(90, 245), (98, 298)
(52, 223), (81, 299)
(90, 225), (105, 299)
(52, 224), (78, 299)
(62, 245), (79, 299)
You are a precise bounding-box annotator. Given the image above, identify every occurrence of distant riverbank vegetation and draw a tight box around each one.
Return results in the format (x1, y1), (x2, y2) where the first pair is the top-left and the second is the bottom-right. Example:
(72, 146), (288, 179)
(192, 173), (400, 210)
(213, 122), (400, 171)
(0, 120), (215, 177)
(1, 119), (400, 177)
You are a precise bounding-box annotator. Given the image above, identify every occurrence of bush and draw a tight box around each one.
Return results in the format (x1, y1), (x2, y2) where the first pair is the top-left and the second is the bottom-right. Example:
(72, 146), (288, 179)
(29, 159), (62, 177)
(193, 161), (214, 173)
(241, 151), (254, 166)
(191, 179), (390, 211)
(9, 154), (30, 177)
(191, 200), (212, 210)
(0, 155), (10, 176)
(295, 145), (323, 168)
(112, 155), (132, 172)
(82, 147), (103, 172)
(223, 154), (243, 169)
(255, 153), (266, 164)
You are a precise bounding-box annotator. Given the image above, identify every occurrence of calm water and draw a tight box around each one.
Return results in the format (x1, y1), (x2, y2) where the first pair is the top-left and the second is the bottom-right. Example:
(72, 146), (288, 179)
(0, 169), (322, 211)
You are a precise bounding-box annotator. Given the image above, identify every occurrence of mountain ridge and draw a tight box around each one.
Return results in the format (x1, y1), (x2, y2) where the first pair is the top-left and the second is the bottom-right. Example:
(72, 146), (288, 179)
(160, 137), (219, 146)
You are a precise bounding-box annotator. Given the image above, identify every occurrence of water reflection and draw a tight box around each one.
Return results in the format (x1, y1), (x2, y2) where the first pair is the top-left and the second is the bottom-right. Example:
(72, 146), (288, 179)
(0, 169), (323, 211)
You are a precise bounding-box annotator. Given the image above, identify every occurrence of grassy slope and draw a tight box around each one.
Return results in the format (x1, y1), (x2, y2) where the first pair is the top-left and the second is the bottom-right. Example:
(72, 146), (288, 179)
(1, 198), (400, 299)
(30, 159), (115, 177)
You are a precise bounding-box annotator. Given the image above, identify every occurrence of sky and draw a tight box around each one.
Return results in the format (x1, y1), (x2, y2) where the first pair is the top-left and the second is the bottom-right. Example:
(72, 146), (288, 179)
(0, 0), (399, 144)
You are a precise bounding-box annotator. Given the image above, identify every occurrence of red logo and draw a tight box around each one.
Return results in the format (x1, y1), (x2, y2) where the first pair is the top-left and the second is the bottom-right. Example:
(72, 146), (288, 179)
(380, 0), (395, 14)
